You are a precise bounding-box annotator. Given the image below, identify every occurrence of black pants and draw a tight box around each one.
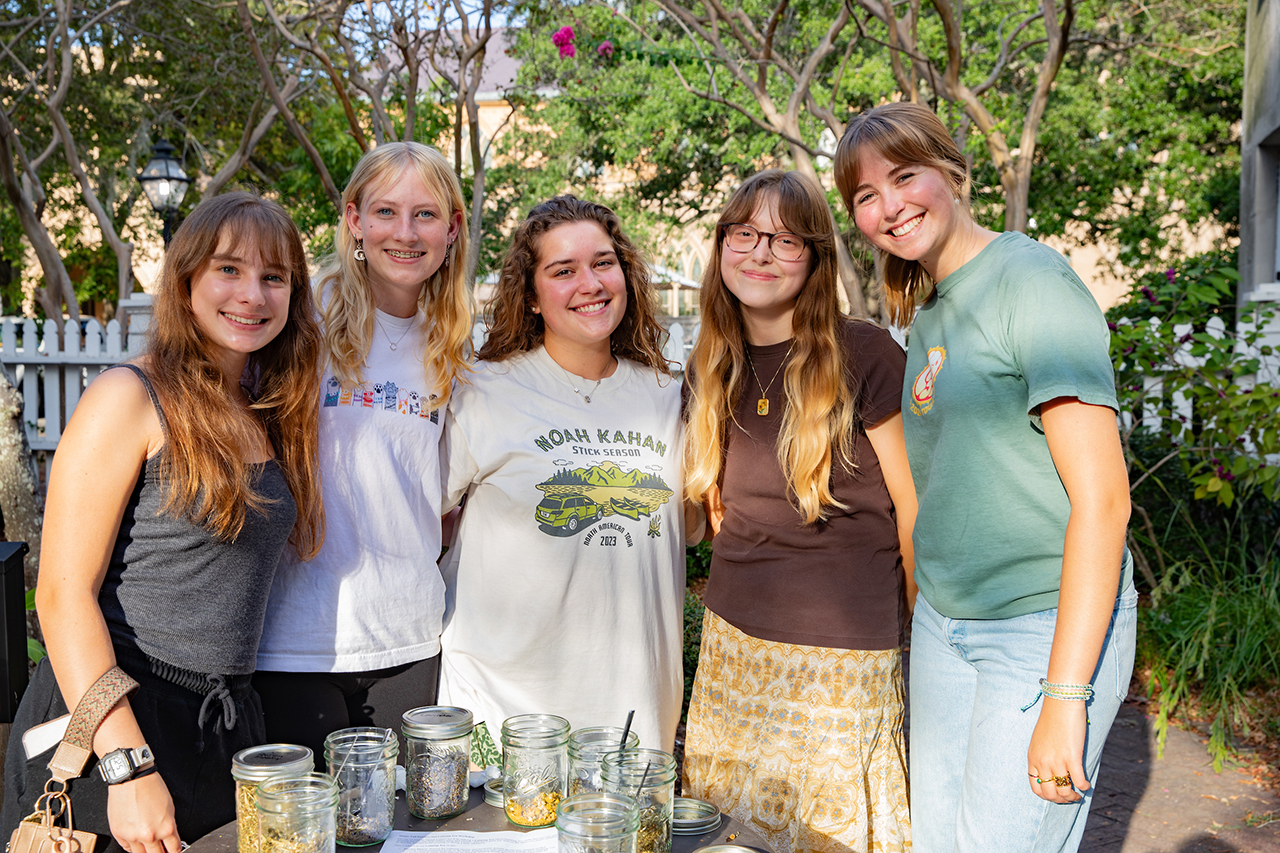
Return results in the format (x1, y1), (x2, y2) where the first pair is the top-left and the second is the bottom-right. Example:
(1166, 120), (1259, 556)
(1, 649), (264, 851)
(253, 655), (439, 770)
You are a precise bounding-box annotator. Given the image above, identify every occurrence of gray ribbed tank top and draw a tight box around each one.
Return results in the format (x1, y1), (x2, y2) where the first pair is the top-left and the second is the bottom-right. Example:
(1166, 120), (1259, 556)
(96, 364), (297, 676)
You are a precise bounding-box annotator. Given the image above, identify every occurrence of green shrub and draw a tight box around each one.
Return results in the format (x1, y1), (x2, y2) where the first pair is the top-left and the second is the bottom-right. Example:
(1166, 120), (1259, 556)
(682, 591), (705, 725)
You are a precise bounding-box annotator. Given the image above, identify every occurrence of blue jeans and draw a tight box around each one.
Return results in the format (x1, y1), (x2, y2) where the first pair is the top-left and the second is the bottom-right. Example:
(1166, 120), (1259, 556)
(909, 579), (1138, 853)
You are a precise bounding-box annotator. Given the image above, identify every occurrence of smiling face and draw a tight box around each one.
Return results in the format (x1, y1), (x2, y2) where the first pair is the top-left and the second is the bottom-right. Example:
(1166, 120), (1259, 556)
(345, 167), (462, 316)
(189, 233), (291, 378)
(719, 193), (811, 345)
(849, 151), (969, 281)
(531, 220), (628, 369)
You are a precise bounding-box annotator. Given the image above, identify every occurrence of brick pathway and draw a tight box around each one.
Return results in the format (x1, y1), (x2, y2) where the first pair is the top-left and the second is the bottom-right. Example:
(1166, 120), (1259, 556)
(1083, 704), (1280, 853)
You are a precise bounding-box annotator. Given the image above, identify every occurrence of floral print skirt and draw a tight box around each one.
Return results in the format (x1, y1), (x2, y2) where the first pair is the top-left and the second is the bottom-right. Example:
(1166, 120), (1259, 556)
(683, 609), (911, 853)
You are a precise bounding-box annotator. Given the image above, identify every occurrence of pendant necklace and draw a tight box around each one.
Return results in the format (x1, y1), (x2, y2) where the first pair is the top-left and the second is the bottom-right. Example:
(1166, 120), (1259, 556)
(746, 342), (793, 416)
(562, 364), (609, 403)
(375, 312), (413, 351)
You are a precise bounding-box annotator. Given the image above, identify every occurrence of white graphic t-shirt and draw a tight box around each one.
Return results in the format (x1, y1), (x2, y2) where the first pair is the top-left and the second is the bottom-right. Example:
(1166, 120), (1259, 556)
(439, 347), (686, 750)
(258, 309), (446, 672)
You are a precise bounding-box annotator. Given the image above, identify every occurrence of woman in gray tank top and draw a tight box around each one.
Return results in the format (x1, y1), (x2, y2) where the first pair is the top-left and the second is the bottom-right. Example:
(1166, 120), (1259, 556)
(2, 192), (324, 851)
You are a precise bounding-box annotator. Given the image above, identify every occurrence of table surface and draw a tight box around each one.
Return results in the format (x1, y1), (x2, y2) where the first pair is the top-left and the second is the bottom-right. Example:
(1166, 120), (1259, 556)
(191, 786), (773, 853)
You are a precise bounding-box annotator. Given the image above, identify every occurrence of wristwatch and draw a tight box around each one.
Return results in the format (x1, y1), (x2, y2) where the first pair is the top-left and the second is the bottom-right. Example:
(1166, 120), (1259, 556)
(97, 744), (155, 784)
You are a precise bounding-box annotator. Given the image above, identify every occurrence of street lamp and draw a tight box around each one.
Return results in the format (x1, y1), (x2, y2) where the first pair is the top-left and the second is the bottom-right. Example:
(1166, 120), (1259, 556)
(137, 140), (190, 247)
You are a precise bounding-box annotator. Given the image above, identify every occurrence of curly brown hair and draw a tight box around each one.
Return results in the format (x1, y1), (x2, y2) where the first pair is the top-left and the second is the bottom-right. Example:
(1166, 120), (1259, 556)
(478, 196), (669, 372)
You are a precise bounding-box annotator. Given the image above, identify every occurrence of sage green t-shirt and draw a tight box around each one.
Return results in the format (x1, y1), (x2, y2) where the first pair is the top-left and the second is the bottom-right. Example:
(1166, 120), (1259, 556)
(902, 231), (1128, 619)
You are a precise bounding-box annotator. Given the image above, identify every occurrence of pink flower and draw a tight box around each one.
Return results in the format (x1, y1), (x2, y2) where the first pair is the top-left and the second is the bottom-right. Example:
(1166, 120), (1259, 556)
(551, 26), (575, 46)
(558, 42), (576, 58)
(597, 40), (615, 57)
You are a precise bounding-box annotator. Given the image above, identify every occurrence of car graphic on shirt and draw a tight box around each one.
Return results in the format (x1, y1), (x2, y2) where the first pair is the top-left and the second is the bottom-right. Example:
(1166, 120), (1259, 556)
(535, 494), (604, 534)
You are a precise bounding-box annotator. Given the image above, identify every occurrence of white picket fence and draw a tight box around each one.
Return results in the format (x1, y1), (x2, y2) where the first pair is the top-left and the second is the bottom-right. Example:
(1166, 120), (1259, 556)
(1, 315), (695, 485)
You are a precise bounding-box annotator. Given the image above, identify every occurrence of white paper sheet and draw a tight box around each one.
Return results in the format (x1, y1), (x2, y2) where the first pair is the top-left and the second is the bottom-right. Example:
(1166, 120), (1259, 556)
(381, 828), (557, 853)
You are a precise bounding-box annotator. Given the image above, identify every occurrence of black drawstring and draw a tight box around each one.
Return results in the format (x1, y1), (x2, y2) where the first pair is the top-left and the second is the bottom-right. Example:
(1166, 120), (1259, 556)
(197, 674), (237, 734)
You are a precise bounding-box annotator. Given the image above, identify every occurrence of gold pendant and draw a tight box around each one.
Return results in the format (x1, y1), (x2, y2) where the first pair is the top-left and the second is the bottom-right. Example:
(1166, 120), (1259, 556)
(757, 397), (769, 416)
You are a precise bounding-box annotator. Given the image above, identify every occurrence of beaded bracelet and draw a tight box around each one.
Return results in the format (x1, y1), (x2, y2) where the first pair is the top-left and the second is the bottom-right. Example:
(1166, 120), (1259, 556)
(1020, 678), (1094, 711)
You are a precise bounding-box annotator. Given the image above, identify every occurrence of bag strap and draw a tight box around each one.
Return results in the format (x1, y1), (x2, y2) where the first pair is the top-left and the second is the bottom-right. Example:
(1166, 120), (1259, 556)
(47, 666), (140, 784)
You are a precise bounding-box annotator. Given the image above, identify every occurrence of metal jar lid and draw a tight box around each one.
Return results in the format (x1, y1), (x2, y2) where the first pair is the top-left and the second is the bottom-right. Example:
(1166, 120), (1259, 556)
(231, 743), (314, 782)
(673, 797), (722, 835)
(402, 705), (474, 740)
(483, 776), (504, 808)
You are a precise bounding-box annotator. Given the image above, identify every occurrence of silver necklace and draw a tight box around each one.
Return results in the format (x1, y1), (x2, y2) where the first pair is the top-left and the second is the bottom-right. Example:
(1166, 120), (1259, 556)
(562, 366), (607, 403)
(374, 312), (413, 351)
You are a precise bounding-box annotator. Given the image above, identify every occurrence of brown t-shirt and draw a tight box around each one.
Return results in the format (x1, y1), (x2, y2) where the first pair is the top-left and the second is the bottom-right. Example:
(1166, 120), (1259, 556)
(701, 319), (907, 650)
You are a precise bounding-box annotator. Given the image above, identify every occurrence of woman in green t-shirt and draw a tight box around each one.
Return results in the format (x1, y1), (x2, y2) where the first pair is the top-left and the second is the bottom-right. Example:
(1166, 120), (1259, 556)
(835, 102), (1136, 853)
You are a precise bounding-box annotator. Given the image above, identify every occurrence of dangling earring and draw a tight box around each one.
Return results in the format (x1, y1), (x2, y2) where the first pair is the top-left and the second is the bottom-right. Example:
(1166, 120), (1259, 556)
(444, 238), (455, 269)
(353, 239), (366, 262)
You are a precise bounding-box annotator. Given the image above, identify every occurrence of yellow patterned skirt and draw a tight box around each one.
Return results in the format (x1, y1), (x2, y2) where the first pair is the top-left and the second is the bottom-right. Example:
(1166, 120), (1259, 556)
(683, 609), (911, 853)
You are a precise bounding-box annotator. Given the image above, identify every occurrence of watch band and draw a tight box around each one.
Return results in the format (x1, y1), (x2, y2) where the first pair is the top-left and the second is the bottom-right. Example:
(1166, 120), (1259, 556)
(48, 666), (141, 783)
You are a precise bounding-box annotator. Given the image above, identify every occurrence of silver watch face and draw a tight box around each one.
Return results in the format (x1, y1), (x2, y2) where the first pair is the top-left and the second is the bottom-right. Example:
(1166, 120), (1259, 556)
(103, 752), (130, 780)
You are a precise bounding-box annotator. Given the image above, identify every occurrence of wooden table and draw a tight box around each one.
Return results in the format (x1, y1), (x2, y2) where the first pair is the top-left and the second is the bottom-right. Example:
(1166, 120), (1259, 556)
(190, 786), (773, 852)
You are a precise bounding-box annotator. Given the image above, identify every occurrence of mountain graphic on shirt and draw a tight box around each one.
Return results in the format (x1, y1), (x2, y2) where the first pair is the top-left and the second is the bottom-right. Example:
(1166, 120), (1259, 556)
(533, 461), (673, 533)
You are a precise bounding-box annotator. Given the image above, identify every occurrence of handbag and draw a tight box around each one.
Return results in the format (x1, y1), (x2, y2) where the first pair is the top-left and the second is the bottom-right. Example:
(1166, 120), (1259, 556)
(9, 667), (140, 853)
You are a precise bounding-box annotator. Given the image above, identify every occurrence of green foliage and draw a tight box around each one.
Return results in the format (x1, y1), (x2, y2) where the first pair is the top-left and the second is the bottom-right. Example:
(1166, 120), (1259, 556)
(686, 541), (712, 583)
(25, 588), (45, 663)
(1139, 521), (1280, 771)
(1108, 249), (1280, 509)
(682, 590), (705, 725)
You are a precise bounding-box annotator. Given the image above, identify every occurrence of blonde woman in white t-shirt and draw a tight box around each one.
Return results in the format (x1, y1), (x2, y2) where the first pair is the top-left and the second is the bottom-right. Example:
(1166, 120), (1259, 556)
(439, 196), (695, 763)
(254, 142), (475, 764)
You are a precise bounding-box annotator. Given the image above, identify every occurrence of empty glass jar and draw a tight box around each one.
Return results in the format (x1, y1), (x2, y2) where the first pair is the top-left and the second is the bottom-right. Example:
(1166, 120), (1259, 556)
(601, 749), (677, 853)
(323, 728), (397, 846)
(232, 744), (314, 853)
(568, 726), (641, 796)
(556, 792), (640, 853)
(500, 713), (570, 827)
(256, 773), (338, 853)
(401, 706), (473, 819)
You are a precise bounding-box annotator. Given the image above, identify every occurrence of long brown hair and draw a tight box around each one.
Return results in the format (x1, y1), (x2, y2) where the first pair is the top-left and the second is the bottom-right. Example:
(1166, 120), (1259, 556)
(146, 191), (323, 558)
(317, 142), (474, 409)
(479, 195), (669, 372)
(834, 102), (971, 327)
(683, 170), (858, 524)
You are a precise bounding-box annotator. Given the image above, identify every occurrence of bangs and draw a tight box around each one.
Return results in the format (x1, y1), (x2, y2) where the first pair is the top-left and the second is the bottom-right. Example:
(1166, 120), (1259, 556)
(214, 209), (298, 281)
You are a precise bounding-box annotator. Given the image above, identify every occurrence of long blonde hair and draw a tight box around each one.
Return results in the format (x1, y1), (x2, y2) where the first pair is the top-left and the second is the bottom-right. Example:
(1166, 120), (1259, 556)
(478, 196), (670, 372)
(834, 102), (971, 327)
(317, 142), (474, 408)
(146, 191), (323, 558)
(683, 170), (857, 524)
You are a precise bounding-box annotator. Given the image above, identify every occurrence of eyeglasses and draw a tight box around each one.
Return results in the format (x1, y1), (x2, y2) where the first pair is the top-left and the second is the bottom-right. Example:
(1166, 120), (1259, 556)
(722, 223), (807, 262)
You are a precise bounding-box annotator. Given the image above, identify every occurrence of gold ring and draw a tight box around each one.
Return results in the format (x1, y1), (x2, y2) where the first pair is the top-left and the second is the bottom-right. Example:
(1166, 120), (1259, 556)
(1053, 774), (1072, 788)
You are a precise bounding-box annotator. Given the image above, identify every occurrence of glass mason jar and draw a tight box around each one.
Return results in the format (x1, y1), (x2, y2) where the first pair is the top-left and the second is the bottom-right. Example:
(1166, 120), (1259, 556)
(568, 727), (641, 797)
(500, 713), (570, 827)
(401, 706), (473, 819)
(231, 744), (314, 853)
(556, 792), (640, 853)
(256, 773), (338, 853)
(601, 749), (677, 853)
(323, 728), (397, 846)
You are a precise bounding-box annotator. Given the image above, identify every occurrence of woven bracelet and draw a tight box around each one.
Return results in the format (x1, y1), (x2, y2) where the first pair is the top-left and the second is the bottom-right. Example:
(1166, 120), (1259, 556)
(1020, 678), (1094, 712)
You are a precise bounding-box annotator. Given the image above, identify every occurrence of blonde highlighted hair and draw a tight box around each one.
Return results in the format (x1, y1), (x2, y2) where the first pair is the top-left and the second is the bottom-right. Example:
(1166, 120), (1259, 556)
(145, 191), (323, 558)
(478, 195), (670, 373)
(834, 102), (971, 327)
(683, 170), (858, 524)
(317, 142), (474, 407)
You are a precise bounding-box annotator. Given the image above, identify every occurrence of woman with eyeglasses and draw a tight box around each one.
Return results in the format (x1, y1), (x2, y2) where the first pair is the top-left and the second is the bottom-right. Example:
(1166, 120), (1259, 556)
(681, 170), (916, 853)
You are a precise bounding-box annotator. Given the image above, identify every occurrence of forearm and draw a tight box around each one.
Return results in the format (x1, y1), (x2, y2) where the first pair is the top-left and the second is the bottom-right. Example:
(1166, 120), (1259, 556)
(1045, 507), (1127, 687)
(38, 587), (147, 756)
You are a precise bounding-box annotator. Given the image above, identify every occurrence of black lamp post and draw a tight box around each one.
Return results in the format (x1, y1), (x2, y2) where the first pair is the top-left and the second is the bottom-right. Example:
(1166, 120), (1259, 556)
(137, 140), (190, 247)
